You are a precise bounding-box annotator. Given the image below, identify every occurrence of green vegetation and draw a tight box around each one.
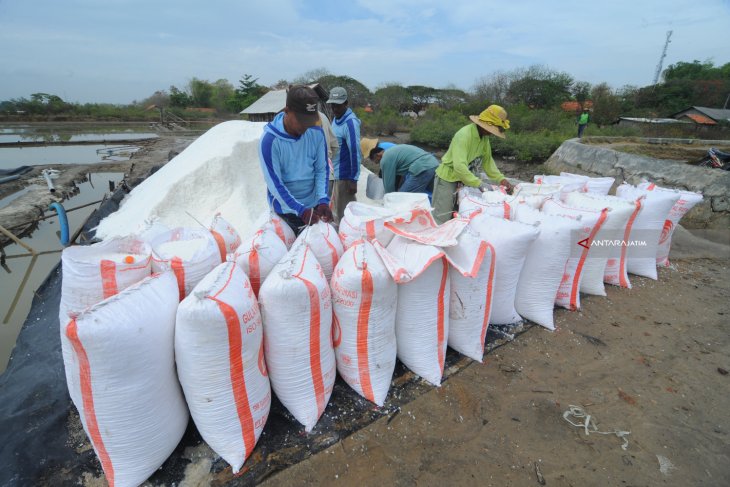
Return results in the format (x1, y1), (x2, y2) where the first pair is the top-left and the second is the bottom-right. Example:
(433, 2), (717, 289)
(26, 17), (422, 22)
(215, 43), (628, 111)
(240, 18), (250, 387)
(1, 60), (728, 162)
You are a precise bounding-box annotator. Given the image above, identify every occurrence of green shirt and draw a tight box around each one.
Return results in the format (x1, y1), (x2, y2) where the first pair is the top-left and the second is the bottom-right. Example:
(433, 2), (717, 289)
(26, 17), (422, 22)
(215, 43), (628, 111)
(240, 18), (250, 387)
(578, 112), (590, 125)
(380, 144), (440, 193)
(435, 124), (505, 187)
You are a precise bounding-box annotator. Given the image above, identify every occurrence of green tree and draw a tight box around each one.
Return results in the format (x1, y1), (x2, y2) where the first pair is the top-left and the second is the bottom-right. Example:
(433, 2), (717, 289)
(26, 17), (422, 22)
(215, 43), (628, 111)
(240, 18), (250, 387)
(317, 75), (372, 107)
(663, 60), (730, 81)
(169, 85), (192, 108)
(590, 83), (622, 125)
(232, 74), (267, 111)
(572, 81), (592, 107)
(210, 79), (235, 112)
(188, 78), (214, 107)
(506, 65), (574, 108)
(433, 86), (469, 110)
(407, 85), (437, 114)
(373, 84), (412, 112)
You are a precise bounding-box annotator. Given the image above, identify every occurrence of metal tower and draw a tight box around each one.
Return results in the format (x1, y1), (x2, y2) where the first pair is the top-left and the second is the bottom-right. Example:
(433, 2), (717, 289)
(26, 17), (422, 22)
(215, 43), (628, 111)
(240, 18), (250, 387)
(653, 30), (673, 85)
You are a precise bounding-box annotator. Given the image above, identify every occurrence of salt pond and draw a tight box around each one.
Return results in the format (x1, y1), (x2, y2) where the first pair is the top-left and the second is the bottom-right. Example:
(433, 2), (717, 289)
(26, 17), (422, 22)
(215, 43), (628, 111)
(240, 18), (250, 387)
(0, 172), (123, 373)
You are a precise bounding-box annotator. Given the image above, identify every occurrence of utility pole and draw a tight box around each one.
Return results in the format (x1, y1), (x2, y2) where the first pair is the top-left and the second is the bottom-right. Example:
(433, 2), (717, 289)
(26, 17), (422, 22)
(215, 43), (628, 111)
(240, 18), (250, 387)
(653, 30), (673, 85)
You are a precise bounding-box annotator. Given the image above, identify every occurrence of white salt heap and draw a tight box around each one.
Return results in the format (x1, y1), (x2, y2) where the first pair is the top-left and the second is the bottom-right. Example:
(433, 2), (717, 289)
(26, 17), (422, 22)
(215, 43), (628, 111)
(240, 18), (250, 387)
(96, 120), (383, 241)
(96, 121), (269, 240)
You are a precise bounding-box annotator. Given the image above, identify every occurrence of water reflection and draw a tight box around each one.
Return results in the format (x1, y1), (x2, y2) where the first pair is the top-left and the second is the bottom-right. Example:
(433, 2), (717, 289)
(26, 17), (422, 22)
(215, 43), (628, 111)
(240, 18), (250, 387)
(0, 172), (124, 373)
(0, 144), (140, 169)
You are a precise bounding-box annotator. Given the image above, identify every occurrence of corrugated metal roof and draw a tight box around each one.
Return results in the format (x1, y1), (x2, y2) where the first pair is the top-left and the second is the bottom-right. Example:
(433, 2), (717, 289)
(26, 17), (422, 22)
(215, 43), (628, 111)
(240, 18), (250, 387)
(684, 113), (717, 125)
(693, 106), (730, 121)
(241, 90), (286, 115)
(670, 106), (730, 122)
(618, 117), (688, 124)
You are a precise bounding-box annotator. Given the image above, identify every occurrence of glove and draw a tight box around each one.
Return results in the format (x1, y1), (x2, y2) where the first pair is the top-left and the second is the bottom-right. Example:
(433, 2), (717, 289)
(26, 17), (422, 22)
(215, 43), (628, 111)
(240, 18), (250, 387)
(300, 207), (319, 225)
(499, 178), (514, 195)
(315, 203), (334, 223)
(345, 179), (358, 195)
(478, 182), (490, 192)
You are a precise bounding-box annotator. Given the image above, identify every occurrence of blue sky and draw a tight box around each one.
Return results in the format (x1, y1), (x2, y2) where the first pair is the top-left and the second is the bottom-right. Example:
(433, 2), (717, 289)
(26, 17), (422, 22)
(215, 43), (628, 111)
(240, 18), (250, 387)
(1, 0), (729, 104)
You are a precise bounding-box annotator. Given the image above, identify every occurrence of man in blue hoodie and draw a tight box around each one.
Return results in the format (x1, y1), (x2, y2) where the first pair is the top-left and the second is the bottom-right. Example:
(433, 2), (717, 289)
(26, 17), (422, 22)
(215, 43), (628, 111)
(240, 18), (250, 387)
(328, 86), (362, 222)
(258, 85), (333, 235)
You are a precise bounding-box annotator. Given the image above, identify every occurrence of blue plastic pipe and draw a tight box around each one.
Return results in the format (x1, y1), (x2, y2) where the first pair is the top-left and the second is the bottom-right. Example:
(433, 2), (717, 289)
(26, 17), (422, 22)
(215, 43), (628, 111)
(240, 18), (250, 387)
(49, 202), (70, 246)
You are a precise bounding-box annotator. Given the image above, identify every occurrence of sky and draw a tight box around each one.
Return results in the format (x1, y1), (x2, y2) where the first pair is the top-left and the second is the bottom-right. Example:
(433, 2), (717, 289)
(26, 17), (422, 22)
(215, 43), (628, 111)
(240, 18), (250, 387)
(1, 0), (729, 104)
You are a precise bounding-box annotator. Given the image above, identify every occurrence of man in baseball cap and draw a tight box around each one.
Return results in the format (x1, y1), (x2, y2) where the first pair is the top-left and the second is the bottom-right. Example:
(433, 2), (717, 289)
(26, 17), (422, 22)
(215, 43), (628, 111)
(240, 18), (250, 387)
(284, 84), (320, 133)
(258, 84), (333, 235)
(327, 86), (362, 223)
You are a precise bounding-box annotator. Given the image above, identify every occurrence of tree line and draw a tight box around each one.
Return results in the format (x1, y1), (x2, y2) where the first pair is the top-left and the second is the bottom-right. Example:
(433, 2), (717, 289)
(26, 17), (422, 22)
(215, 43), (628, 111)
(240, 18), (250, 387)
(1, 60), (728, 128)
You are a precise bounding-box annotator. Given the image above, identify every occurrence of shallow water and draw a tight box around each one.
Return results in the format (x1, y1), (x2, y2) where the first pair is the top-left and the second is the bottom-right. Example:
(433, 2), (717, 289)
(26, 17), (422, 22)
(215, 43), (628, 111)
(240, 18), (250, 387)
(0, 172), (123, 373)
(0, 144), (140, 169)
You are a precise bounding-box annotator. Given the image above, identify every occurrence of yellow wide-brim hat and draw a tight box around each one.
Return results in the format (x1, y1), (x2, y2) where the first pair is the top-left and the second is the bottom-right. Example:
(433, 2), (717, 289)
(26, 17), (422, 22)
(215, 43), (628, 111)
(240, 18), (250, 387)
(360, 137), (379, 160)
(469, 105), (510, 139)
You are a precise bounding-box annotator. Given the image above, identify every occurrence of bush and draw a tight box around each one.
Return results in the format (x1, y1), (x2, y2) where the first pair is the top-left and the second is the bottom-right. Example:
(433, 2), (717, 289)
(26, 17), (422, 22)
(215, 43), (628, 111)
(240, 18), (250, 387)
(492, 131), (565, 162)
(410, 108), (469, 148)
(358, 108), (410, 136)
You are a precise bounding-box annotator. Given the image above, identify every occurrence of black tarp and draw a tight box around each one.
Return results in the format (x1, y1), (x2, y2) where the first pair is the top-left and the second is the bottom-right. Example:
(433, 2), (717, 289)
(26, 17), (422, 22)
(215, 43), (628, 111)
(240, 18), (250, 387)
(0, 181), (531, 486)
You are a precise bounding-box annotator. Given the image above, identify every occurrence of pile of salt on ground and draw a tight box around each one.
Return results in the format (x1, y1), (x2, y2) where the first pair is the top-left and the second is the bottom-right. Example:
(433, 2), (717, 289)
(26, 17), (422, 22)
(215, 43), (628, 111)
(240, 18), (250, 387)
(96, 120), (382, 241)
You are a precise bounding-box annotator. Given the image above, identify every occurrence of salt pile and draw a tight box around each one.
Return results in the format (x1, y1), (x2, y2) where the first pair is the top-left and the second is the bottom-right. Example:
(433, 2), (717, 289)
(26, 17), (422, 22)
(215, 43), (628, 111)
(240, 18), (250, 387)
(96, 121), (269, 240)
(96, 120), (383, 241)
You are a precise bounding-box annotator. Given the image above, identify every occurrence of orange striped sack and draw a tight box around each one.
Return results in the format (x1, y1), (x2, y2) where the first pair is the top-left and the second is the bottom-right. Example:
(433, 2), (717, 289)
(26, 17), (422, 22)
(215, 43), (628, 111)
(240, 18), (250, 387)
(331, 239), (397, 406)
(176, 262), (270, 473)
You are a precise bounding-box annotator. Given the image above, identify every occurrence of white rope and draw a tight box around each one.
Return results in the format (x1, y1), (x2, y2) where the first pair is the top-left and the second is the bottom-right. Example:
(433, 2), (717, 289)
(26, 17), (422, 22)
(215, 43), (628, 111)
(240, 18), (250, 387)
(562, 405), (631, 450)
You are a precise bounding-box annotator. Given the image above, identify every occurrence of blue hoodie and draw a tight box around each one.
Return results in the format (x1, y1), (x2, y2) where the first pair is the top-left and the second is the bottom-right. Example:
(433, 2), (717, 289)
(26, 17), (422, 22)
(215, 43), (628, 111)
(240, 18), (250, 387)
(258, 112), (330, 217)
(331, 108), (362, 181)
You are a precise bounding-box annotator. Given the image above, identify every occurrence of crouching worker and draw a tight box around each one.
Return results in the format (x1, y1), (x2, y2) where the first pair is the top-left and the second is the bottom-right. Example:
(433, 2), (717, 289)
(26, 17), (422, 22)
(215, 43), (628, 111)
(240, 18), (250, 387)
(258, 84), (333, 235)
(431, 105), (513, 224)
(368, 144), (439, 195)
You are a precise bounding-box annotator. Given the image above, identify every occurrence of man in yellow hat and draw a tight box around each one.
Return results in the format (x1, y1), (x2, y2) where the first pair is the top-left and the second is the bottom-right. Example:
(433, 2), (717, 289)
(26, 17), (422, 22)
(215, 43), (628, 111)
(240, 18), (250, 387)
(431, 105), (513, 224)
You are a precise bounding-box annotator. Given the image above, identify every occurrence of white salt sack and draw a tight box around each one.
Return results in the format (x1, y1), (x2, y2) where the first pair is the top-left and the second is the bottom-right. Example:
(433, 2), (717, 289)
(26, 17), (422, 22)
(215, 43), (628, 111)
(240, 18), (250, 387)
(560, 171), (615, 195)
(296, 221), (344, 282)
(60, 236), (152, 324)
(616, 183), (680, 280)
(514, 205), (582, 330)
(176, 262), (270, 473)
(374, 236), (450, 386)
(469, 213), (540, 325)
(563, 192), (642, 289)
(150, 227), (221, 300)
(533, 175), (587, 193)
(253, 210), (296, 249)
(61, 272), (188, 487)
(331, 240), (397, 406)
(638, 182), (703, 267)
(258, 241), (336, 432)
(208, 212), (242, 261)
(542, 200), (609, 309)
(233, 227), (288, 297)
(444, 227), (496, 362)
(383, 192), (431, 213)
(338, 202), (395, 250)
(458, 188), (513, 220)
